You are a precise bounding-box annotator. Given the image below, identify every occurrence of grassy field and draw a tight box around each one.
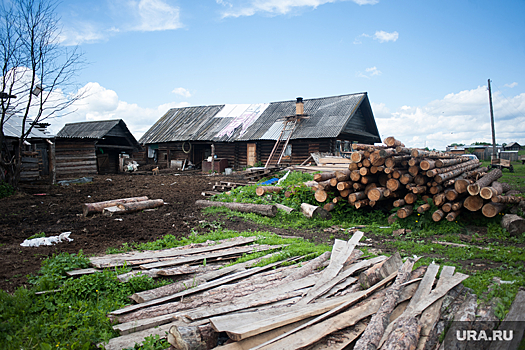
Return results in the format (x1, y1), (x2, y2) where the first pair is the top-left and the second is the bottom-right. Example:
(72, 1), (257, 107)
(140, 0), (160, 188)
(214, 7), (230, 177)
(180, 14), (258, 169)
(480, 159), (525, 192)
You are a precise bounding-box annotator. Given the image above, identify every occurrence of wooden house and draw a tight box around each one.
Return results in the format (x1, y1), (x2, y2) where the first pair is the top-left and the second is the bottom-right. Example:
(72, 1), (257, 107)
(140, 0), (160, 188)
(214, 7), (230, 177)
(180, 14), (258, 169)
(55, 120), (141, 177)
(138, 93), (381, 170)
(2, 115), (54, 182)
(504, 142), (522, 151)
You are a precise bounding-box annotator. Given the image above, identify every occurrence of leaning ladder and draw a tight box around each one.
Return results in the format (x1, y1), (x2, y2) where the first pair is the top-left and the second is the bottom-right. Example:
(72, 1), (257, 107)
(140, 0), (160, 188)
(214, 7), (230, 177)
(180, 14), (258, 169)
(265, 119), (299, 168)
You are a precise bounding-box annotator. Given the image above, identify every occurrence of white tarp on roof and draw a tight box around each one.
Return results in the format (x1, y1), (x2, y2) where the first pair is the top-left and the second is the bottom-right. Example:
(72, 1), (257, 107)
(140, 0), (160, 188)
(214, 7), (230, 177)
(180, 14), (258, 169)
(215, 103), (269, 138)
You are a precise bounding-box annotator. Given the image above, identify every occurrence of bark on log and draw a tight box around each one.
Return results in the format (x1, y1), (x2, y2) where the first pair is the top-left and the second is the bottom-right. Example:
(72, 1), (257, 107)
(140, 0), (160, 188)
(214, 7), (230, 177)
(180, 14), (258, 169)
(414, 175), (429, 186)
(397, 206), (414, 219)
(433, 193), (446, 207)
(362, 158), (372, 168)
(480, 181), (512, 200)
(83, 196), (149, 216)
(353, 183), (365, 191)
(467, 169), (503, 196)
(353, 258), (415, 350)
(301, 203), (332, 220)
(446, 210), (461, 222)
(351, 151), (366, 163)
(256, 186), (282, 196)
(429, 185), (443, 195)
(384, 136), (404, 148)
(360, 175), (378, 185)
(393, 199), (406, 208)
(434, 162), (482, 183)
(339, 189), (351, 198)
(381, 315), (421, 350)
(435, 157), (469, 168)
(432, 209), (444, 222)
(358, 253), (403, 290)
(426, 159), (480, 178)
(360, 167), (371, 176)
(329, 177), (339, 187)
(365, 183), (378, 195)
(420, 160), (436, 171)
(371, 165), (385, 174)
(387, 179), (401, 191)
(396, 146), (411, 154)
(354, 199), (370, 209)
(117, 199), (164, 213)
(463, 195), (484, 212)
(441, 203), (452, 212)
(314, 172), (336, 182)
(481, 202), (506, 218)
(348, 191), (366, 203)
(454, 179), (471, 194)
(451, 200), (464, 211)
(275, 204), (294, 213)
(323, 202), (336, 212)
(379, 148), (397, 158)
(335, 169), (352, 182)
(348, 163), (359, 171)
(385, 155), (411, 168)
(408, 158), (420, 167)
(501, 214), (525, 236)
(491, 195), (523, 204)
(168, 324), (217, 350)
(195, 200), (277, 217)
(412, 186), (426, 195)
(317, 180), (333, 191)
(417, 203), (431, 213)
(399, 173), (414, 185)
(408, 166), (419, 177)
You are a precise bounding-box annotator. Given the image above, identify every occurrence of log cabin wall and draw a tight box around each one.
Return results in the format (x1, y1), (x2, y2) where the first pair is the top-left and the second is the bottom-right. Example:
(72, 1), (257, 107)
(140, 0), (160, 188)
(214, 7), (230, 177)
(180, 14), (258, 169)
(55, 139), (97, 178)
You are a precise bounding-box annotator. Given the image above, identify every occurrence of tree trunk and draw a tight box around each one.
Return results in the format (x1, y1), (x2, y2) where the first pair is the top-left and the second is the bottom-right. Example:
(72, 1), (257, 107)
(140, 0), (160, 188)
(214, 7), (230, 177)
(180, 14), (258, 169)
(441, 203), (452, 212)
(444, 189), (459, 201)
(411, 186), (426, 194)
(426, 159), (480, 178)
(358, 253), (403, 289)
(335, 169), (352, 182)
(467, 169), (503, 195)
(314, 189), (329, 203)
(117, 199), (164, 213)
(481, 202), (506, 218)
(479, 181), (512, 200)
(316, 179), (332, 190)
(336, 181), (353, 191)
(195, 200), (277, 217)
(83, 196), (149, 216)
(313, 172), (336, 182)
(348, 191), (366, 203)
(435, 157), (468, 168)
(429, 185), (443, 195)
(404, 193), (418, 205)
(360, 167), (371, 176)
(323, 202), (336, 212)
(399, 173), (413, 185)
(351, 151), (365, 163)
(255, 186), (282, 196)
(381, 315), (421, 350)
(350, 170), (362, 182)
(451, 200), (464, 211)
(384, 136), (404, 148)
(463, 195), (484, 212)
(408, 165), (419, 177)
(300, 203), (332, 219)
(433, 193), (446, 206)
(387, 178), (401, 191)
(501, 214), (525, 237)
(354, 199), (370, 209)
(396, 146), (411, 154)
(397, 206), (413, 219)
(353, 182), (365, 191)
(454, 179), (472, 193)
(432, 209), (444, 222)
(420, 159), (436, 171)
(360, 175), (378, 185)
(446, 210), (461, 222)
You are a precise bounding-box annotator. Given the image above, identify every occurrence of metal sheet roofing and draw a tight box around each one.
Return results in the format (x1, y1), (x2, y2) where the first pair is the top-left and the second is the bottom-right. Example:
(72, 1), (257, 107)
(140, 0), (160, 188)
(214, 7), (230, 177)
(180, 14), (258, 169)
(3, 115), (53, 139)
(56, 120), (122, 139)
(139, 93), (381, 144)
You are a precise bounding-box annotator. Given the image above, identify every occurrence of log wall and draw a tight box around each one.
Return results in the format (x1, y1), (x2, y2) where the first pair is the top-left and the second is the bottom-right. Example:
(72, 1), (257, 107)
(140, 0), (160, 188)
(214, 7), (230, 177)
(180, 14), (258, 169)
(55, 139), (97, 178)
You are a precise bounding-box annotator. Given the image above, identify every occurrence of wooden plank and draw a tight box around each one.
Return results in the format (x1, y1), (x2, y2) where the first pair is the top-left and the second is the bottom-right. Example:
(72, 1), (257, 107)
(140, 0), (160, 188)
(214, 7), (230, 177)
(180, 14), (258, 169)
(110, 257), (295, 316)
(257, 297), (383, 350)
(138, 244), (282, 270)
(489, 288), (525, 350)
(113, 313), (177, 335)
(184, 274), (319, 321)
(250, 271), (399, 350)
(297, 232), (363, 305)
(66, 268), (101, 277)
(89, 236), (258, 268)
(306, 322), (367, 350)
(416, 266), (455, 350)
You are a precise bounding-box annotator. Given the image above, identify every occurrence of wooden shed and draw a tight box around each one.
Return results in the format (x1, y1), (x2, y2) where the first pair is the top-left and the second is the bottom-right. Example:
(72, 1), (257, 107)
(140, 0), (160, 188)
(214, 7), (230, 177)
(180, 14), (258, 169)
(139, 93), (381, 170)
(55, 120), (140, 177)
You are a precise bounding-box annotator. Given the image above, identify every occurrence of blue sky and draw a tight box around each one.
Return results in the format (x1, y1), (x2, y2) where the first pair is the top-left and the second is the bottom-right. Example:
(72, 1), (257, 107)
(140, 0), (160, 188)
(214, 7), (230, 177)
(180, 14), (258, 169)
(47, 0), (525, 150)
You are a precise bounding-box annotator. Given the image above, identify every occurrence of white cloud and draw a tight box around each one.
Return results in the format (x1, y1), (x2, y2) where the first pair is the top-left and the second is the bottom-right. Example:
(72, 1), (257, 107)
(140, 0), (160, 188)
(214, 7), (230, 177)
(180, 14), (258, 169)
(505, 82), (518, 88)
(172, 87), (192, 98)
(47, 82), (189, 140)
(374, 86), (525, 150)
(60, 0), (182, 45)
(219, 0), (377, 18)
(357, 66), (381, 79)
(374, 30), (398, 43)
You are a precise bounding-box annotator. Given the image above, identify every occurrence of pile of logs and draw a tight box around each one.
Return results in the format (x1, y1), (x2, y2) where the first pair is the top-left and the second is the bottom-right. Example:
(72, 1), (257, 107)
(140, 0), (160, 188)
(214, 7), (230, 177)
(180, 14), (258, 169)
(74, 231), (525, 350)
(297, 136), (524, 224)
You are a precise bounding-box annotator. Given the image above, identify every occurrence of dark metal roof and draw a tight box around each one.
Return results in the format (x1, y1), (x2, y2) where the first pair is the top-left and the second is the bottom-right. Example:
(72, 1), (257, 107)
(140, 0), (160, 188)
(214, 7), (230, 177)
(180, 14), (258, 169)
(139, 93), (381, 144)
(57, 120), (122, 139)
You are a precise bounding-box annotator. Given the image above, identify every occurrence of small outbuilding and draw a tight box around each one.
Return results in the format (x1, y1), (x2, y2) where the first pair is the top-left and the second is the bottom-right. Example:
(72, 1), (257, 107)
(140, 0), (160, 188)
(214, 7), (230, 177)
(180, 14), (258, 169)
(504, 142), (522, 151)
(139, 93), (381, 170)
(55, 120), (140, 177)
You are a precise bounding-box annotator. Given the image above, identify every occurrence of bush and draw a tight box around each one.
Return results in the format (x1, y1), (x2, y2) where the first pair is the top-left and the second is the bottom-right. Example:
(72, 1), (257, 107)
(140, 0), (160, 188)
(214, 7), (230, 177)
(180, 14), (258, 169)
(0, 180), (14, 199)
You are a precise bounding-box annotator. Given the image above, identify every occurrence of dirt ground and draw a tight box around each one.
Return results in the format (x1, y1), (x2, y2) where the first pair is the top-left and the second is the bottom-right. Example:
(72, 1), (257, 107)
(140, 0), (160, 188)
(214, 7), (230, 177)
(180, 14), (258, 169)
(0, 171), (521, 293)
(0, 171), (332, 293)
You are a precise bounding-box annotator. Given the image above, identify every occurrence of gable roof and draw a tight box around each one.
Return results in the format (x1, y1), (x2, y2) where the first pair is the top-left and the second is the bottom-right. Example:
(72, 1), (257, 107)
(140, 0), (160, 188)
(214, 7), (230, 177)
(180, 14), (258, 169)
(139, 93), (380, 144)
(505, 142), (521, 148)
(57, 119), (140, 149)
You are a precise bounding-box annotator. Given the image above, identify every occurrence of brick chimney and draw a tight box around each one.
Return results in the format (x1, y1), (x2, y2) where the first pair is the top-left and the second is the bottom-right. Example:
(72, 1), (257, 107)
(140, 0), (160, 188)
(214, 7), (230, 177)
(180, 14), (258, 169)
(296, 97), (304, 115)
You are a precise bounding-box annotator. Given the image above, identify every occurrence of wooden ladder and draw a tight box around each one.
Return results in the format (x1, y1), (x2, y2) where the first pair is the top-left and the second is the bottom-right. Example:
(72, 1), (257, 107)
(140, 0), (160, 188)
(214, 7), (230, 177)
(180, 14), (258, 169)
(265, 118), (299, 168)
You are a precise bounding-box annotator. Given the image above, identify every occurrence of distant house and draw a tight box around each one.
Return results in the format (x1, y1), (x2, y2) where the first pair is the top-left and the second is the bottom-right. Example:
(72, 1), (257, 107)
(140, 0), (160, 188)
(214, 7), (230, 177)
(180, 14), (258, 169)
(139, 93), (381, 170)
(504, 142), (522, 151)
(56, 120), (141, 177)
(3, 115), (54, 182)
(445, 144), (503, 161)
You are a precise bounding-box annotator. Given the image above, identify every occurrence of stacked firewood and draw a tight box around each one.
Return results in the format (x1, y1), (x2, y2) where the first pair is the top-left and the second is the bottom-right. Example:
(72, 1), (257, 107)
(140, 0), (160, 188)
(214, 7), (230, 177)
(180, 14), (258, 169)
(306, 136), (523, 223)
(84, 232), (525, 350)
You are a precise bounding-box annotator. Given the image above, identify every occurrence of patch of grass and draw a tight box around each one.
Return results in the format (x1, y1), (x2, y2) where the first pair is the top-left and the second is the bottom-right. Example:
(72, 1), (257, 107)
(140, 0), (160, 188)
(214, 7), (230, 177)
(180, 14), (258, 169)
(27, 232), (46, 240)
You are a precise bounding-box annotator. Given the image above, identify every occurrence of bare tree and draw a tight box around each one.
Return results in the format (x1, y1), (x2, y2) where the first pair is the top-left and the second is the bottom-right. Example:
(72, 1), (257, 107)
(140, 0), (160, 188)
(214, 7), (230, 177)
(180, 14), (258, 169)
(0, 0), (85, 188)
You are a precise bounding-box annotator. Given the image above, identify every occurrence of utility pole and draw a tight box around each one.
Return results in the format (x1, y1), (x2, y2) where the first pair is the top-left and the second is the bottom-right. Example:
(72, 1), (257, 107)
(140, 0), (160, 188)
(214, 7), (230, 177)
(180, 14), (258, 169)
(488, 79), (497, 160)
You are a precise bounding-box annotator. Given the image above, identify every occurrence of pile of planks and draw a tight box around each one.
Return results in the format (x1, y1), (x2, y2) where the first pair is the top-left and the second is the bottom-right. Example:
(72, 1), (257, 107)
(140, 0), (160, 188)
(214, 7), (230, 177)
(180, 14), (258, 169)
(298, 136), (523, 223)
(82, 231), (522, 350)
